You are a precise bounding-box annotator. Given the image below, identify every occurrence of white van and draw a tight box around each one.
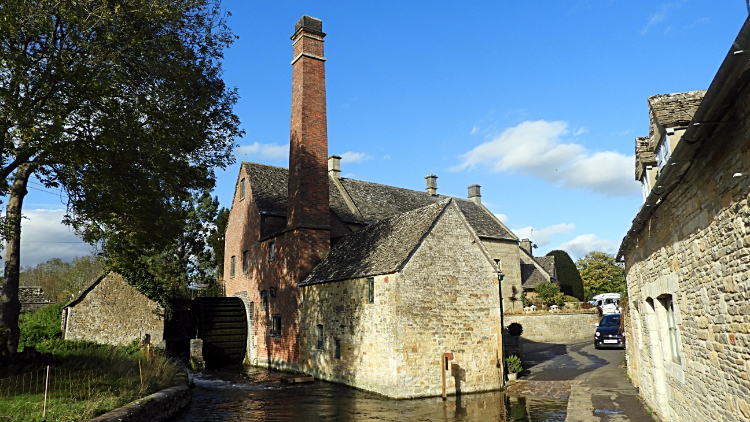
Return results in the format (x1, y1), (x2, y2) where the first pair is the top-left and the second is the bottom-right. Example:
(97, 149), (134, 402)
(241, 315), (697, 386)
(591, 293), (621, 315)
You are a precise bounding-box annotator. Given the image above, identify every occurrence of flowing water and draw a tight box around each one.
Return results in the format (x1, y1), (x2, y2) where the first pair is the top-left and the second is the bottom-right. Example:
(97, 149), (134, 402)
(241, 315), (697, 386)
(168, 366), (567, 422)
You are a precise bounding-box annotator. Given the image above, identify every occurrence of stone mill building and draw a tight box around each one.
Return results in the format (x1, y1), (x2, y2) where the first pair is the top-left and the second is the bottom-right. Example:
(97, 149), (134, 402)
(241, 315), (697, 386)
(619, 17), (750, 422)
(224, 15), (549, 398)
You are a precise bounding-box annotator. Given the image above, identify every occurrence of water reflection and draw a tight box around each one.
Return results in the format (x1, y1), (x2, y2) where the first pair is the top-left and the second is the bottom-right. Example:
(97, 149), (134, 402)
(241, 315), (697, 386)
(169, 366), (566, 422)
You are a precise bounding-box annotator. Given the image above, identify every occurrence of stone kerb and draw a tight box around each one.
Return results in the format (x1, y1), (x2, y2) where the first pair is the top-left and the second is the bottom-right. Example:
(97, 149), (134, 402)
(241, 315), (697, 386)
(86, 370), (190, 422)
(505, 312), (601, 343)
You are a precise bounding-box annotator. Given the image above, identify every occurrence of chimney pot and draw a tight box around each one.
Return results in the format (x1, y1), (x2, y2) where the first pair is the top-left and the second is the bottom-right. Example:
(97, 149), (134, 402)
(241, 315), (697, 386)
(425, 174), (438, 195)
(292, 15), (325, 38)
(520, 239), (532, 256)
(328, 155), (341, 179)
(468, 184), (481, 204)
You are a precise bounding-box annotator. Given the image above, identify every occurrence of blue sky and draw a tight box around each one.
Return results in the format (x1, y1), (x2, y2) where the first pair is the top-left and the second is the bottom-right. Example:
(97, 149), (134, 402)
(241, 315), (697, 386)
(13, 0), (749, 267)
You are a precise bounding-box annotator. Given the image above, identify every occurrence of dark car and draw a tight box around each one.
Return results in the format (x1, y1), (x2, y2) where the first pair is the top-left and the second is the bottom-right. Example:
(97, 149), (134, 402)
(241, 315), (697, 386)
(594, 314), (625, 349)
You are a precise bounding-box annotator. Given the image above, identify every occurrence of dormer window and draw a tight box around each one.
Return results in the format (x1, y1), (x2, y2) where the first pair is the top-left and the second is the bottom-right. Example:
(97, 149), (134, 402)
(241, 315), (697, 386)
(656, 135), (671, 176)
(640, 171), (652, 202)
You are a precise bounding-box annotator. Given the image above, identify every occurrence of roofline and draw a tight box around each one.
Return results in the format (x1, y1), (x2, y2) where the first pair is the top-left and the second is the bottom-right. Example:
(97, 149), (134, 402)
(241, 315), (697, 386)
(63, 272), (107, 308)
(617, 16), (750, 261)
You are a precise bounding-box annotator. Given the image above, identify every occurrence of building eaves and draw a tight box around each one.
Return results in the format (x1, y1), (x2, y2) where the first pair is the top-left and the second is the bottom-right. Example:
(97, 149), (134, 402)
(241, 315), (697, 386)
(618, 17), (750, 261)
(648, 90), (707, 129)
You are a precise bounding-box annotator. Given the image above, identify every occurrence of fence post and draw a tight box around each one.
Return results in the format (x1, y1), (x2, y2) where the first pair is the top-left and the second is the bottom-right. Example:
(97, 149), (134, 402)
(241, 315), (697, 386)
(43, 366), (50, 418)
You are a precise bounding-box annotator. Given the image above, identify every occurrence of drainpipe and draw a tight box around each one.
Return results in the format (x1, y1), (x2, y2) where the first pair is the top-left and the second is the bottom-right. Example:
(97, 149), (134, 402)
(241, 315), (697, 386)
(494, 259), (506, 382)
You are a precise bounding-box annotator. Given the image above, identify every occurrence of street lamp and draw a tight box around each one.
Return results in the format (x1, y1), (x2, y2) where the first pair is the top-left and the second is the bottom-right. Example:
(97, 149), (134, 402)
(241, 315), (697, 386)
(494, 259), (506, 382)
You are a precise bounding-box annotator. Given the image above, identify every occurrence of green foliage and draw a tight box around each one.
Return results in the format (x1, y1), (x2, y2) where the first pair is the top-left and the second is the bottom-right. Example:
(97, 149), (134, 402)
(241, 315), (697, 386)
(534, 281), (565, 307)
(20, 256), (104, 303)
(520, 291), (529, 307)
(546, 250), (585, 300)
(576, 252), (627, 296)
(208, 207), (230, 278)
(562, 295), (579, 302)
(505, 355), (523, 373)
(17, 303), (65, 352)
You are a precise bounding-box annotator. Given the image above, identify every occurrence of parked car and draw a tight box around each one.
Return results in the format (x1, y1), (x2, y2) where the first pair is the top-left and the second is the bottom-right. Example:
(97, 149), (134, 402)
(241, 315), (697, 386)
(594, 314), (625, 349)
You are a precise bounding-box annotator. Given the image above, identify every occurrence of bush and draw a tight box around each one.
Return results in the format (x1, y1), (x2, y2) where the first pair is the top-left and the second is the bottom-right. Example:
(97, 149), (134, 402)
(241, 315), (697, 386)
(547, 250), (585, 300)
(505, 355), (523, 373)
(562, 295), (579, 302)
(18, 302), (65, 352)
(534, 282), (565, 307)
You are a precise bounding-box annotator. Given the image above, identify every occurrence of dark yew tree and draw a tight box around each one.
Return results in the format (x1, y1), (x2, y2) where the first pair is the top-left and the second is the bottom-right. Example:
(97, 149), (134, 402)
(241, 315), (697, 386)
(0, 0), (241, 360)
(546, 250), (585, 301)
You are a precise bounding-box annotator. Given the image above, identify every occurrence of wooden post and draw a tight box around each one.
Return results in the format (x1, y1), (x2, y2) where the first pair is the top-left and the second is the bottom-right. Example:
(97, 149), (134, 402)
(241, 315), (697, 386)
(43, 366), (50, 417)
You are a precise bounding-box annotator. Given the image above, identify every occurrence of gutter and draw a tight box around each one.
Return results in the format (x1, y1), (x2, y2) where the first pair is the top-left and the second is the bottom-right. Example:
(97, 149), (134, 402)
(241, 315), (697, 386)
(617, 15), (750, 261)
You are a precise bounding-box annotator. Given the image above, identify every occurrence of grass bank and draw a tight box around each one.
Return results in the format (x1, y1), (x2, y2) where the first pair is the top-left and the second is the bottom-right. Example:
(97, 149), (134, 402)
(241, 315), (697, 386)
(0, 303), (179, 422)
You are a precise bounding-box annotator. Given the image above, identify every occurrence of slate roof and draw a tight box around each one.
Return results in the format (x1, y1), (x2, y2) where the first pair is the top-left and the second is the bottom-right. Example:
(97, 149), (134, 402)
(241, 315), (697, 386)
(648, 90), (706, 129)
(301, 199), (451, 285)
(520, 263), (547, 289)
(534, 256), (555, 278)
(241, 162), (515, 240)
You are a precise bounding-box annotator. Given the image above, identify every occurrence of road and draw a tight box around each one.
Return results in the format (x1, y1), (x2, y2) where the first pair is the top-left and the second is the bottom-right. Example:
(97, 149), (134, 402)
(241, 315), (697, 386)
(514, 338), (658, 422)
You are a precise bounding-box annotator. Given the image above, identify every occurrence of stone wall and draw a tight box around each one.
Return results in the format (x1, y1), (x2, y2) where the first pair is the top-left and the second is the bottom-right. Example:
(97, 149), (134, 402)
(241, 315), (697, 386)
(298, 205), (503, 398)
(622, 84), (750, 421)
(19, 286), (51, 312)
(87, 375), (190, 422)
(63, 272), (164, 346)
(482, 239), (524, 313)
(504, 312), (600, 343)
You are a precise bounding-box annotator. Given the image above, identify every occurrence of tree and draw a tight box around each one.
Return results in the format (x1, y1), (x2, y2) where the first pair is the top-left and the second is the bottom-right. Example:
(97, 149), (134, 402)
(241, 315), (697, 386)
(105, 189), (221, 306)
(207, 207), (229, 278)
(546, 250), (585, 301)
(576, 252), (626, 297)
(534, 281), (564, 307)
(20, 255), (104, 302)
(0, 0), (241, 360)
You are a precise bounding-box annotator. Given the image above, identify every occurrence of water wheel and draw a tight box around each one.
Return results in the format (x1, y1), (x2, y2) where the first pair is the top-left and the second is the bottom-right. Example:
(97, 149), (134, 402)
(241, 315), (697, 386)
(191, 297), (248, 367)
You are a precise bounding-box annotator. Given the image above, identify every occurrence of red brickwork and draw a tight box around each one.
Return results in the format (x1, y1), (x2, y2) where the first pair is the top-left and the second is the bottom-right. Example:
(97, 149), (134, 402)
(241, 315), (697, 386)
(224, 16), (331, 368)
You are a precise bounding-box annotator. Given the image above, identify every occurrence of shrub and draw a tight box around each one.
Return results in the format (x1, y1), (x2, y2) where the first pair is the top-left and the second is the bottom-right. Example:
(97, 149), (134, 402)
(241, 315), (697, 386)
(547, 250), (585, 300)
(505, 355), (523, 373)
(534, 282), (565, 307)
(562, 295), (579, 302)
(17, 302), (65, 352)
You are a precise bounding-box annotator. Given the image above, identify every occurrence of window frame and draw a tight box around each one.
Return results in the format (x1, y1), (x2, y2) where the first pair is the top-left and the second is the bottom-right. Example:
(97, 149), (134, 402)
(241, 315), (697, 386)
(316, 325), (324, 349)
(242, 250), (249, 274)
(664, 296), (680, 361)
(335, 339), (341, 359)
(249, 302), (254, 320)
(240, 178), (246, 199)
(367, 278), (374, 304)
(230, 256), (236, 277)
(269, 240), (275, 261)
(261, 290), (268, 310)
(270, 314), (282, 337)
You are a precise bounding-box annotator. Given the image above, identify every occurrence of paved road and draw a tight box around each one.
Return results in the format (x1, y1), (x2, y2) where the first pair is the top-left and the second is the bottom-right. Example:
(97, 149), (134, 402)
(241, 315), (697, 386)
(519, 338), (658, 422)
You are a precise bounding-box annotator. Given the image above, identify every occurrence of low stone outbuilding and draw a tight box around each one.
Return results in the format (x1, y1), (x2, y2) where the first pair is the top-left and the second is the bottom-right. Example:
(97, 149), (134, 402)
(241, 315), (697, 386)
(62, 272), (164, 347)
(619, 18), (750, 422)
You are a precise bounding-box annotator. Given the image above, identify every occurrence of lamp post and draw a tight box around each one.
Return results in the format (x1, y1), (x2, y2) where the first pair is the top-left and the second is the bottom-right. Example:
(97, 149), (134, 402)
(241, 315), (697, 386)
(494, 259), (506, 382)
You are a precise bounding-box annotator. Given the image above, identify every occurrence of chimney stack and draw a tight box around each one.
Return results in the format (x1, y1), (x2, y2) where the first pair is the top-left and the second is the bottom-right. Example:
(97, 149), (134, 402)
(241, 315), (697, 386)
(520, 239), (532, 255)
(328, 155), (341, 179)
(468, 184), (481, 204)
(287, 15), (329, 231)
(425, 174), (438, 195)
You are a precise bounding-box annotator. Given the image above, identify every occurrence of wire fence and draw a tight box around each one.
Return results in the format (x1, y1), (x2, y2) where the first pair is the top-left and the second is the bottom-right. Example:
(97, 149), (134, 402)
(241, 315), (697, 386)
(0, 367), (112, 400)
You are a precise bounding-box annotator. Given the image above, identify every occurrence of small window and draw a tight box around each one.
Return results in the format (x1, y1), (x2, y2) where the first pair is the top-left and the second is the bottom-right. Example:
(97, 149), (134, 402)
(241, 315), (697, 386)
(242, 250), (249, 274)
(335, 339), (341, 359)
(270, 286), (276, 298)
(368, 278), (374, 304)
(261, 290), (268, 310)
(240, 178), (246, 199)
(664, 296), (680, 361)
(269, 240), (275, 261)
(270, 315), (282, 337)
(249, 302), (254, 320)
(230, 256), (236, 277)
(316, 325), (324, 349)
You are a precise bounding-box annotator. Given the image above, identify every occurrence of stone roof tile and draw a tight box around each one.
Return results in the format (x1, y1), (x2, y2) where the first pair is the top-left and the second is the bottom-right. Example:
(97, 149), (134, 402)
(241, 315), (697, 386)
(648, 90), (706, 129)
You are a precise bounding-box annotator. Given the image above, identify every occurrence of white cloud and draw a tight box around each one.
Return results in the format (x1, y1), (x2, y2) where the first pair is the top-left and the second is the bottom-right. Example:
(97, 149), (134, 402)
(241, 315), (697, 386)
(340, 151), (369, 163)
(235, 142), (289, 160)
(573, 127), (589, 136)
(471, 126), (480, 135)
(512, 223), (575, 247)
(453, 120), (640, 197)
(640, 2), (685, 35)
(0, 209), (92, 267)
(554, 234), (617, 259)
(494, 213), (509, 224)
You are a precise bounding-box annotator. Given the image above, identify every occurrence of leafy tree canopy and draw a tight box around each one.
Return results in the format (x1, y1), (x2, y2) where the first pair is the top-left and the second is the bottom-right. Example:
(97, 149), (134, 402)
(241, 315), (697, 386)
(546, 250), (584, 301)
(0, 0), (242, 359)
(576, 252), (626, 297)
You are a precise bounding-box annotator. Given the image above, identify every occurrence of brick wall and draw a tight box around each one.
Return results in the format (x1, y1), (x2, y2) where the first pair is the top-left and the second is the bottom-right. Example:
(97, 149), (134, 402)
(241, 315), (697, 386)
(63, 272), (163, 346)
(623, 85), (750, 421)
(298, 205), (503, 398)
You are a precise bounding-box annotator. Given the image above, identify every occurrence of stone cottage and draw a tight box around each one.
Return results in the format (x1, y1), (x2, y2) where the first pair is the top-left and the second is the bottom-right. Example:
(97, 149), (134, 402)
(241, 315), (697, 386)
(618, 17), (750, 422)
(62, 272), (164, 347)
(224, 15), (551, 398)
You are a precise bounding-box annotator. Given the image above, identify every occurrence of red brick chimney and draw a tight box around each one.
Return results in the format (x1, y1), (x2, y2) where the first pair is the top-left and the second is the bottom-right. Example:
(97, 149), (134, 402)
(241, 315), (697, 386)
(287, 15), (330, 231)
